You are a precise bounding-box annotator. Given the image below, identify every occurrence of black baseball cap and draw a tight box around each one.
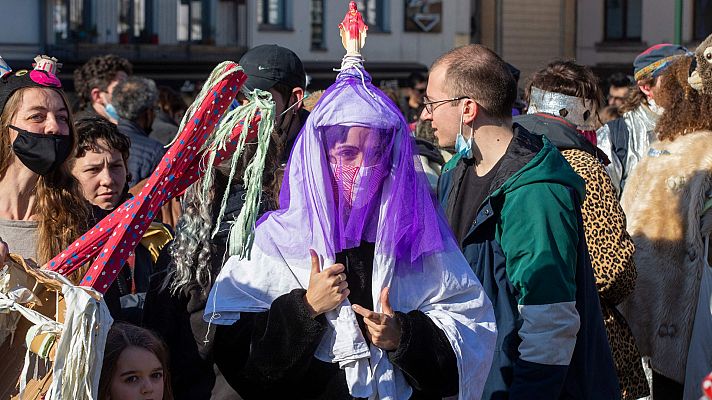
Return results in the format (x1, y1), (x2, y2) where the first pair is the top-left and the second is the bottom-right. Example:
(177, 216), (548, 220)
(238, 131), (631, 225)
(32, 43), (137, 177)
(239, 44), (306, 91)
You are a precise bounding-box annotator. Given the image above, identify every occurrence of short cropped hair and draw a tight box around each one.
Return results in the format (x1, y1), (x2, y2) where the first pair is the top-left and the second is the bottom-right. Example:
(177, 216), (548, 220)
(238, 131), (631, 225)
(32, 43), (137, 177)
(432, 44), (517, 119)
(73, 116), (131, 163)
(112, 77), (158, 121)
(73, 55), (133, 109)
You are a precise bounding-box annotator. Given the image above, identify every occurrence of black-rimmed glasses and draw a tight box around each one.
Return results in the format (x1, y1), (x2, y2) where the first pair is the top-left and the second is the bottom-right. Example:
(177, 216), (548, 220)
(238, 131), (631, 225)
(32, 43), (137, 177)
(422, 96), (468, 114)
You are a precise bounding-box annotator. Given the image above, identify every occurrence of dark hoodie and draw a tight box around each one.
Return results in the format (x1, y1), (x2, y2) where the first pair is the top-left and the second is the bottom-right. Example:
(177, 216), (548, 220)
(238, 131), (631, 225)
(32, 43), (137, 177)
(513, 113), (610, 164)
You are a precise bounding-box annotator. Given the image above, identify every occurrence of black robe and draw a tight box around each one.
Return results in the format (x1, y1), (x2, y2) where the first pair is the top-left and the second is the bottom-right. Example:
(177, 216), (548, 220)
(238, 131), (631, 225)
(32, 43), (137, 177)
(143, 184), (267, 400)
(212, 242), (459, 399)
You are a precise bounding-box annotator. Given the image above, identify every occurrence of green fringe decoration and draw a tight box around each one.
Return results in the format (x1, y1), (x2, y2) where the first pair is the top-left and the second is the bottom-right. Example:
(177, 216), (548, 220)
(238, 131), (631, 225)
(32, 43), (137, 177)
(200, 89), (275, 260)
(163, 59), (276, 261)
(228, 90), (275, 259)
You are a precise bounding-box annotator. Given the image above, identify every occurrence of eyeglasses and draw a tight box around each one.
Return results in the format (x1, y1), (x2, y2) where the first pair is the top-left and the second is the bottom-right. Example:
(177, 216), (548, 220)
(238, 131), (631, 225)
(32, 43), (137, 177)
(422, 96), (468, 114)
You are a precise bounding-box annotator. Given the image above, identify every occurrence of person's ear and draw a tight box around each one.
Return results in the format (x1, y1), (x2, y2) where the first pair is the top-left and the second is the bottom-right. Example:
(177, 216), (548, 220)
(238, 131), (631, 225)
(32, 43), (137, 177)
(90, 88), (104, 105)
(639, 80), (655, 100)
(462, 98), (478, 125)
(292, 87), (305, 110)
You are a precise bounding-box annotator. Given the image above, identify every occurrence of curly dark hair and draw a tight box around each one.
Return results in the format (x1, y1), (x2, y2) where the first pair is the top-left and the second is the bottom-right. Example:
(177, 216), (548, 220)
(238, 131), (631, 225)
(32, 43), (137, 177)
(73, 116), (131, 163)
(655, 55), (712, 141)
(73, 55), (133, 109)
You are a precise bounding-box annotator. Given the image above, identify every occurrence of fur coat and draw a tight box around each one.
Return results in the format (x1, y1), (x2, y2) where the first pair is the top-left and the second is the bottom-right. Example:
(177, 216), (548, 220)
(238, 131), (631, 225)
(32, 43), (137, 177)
(619, 130), (712, 383)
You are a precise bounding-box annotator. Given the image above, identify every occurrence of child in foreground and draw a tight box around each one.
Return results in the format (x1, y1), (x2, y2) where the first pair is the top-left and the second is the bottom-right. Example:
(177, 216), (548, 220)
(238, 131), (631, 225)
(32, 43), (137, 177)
(99, 323), (173, 400)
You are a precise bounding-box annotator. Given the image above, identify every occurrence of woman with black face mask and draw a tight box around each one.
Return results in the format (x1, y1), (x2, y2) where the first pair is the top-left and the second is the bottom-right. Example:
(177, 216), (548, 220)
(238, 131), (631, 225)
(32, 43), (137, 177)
(0, 55), (89, 270)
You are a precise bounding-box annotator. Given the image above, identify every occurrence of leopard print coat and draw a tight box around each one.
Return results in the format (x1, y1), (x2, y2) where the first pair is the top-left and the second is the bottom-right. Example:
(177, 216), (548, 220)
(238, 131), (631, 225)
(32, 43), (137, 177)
(562, 149), (649, 399)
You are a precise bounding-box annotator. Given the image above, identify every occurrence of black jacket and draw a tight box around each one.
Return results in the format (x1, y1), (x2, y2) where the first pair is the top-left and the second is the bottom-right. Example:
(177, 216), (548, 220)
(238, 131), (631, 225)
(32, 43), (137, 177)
(117, 118), (166, 187)
(212, 242), (459, 400)
(143, 185), (272, 400)
(90, 201), (156, 325)
(144, 252), (240, 400)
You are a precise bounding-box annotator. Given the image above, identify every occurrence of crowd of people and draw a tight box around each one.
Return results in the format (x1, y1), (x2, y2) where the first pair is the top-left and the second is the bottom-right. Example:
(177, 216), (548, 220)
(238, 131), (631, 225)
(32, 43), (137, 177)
(1, 12), (712, 400)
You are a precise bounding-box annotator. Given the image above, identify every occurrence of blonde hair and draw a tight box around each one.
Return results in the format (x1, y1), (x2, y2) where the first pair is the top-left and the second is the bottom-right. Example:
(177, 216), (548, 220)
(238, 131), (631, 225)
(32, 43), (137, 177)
(0, 87), (90, 267)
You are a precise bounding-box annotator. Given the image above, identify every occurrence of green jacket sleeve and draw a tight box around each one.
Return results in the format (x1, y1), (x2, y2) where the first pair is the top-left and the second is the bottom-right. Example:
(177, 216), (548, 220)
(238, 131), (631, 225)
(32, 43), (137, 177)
(497, 183), (578, 306)
(497, 183), (581, 395)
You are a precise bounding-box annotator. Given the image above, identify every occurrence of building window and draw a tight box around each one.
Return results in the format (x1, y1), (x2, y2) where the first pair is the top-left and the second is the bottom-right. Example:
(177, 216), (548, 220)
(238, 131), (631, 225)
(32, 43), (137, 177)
(604, 0), (642, 41)
(404, 0), (442, 33)
(118, 0), (154, 43)
(694, 0), (712, 40)
(215, 0), (243, 46)
(178, 0), (210, 42)
(311, 0), (326, 50)
(257, 0), (290, 30)
(356, 0), (390, 33)
(52, 0), (94, 43)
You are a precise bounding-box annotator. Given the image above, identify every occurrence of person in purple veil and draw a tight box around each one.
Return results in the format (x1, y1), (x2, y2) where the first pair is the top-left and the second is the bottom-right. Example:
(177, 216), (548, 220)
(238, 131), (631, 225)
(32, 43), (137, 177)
(203, 55), (496, 399)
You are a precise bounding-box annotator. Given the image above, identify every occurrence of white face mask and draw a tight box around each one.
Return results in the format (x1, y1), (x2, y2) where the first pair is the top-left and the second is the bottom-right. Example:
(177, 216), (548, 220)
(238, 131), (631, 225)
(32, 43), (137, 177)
(648, 99), (665, 116)
(454, 103), (473, 158)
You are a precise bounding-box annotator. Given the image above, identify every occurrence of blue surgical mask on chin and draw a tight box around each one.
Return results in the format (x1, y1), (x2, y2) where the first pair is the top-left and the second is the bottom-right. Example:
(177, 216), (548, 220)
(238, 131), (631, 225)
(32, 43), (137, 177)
(455, 104), (473, 158)
(104, 103), (119, 121)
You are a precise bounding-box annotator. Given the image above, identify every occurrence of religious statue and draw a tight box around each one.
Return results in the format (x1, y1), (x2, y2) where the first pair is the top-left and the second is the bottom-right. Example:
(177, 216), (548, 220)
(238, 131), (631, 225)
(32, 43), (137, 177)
(339, 1), (368, 56)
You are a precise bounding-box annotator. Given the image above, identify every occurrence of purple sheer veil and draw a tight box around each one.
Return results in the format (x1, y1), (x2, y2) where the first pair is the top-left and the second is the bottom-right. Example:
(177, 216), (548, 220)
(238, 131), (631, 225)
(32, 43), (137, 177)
(253, 66), (453, 266)
(205, 67), (498, 400)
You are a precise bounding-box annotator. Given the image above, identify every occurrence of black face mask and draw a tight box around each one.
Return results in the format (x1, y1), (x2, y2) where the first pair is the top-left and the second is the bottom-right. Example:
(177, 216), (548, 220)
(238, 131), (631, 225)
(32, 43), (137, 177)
(10, 125), (72, 176)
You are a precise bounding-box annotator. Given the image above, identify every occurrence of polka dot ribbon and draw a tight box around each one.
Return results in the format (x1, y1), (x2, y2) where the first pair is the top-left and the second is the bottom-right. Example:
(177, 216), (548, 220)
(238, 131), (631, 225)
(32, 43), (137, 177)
(704, 371), (712, 399)
(45, 62), (260, 293)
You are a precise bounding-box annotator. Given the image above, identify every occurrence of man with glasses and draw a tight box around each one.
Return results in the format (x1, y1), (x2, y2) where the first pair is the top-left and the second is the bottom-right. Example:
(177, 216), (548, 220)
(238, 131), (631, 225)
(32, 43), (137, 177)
(607, 72), (633, 107)
(424, 44), (618, 399)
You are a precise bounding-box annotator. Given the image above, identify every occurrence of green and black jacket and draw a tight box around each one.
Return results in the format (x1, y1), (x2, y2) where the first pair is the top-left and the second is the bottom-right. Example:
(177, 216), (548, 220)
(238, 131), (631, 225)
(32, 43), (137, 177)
(438, 126), (619, 399)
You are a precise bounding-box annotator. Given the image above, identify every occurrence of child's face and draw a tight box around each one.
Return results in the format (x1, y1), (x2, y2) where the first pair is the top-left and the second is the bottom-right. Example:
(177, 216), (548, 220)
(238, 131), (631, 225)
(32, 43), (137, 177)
(110, 346), (165, 400)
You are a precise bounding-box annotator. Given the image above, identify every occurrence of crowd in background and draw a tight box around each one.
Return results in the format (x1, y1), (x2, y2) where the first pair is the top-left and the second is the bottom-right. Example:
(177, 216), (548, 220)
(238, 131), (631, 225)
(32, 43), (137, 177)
(0, 35), (711, 400)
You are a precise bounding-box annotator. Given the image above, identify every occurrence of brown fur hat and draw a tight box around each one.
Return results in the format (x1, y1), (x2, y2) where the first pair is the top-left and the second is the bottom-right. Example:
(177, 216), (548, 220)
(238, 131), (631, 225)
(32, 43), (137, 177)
(688, 33), (712, 94)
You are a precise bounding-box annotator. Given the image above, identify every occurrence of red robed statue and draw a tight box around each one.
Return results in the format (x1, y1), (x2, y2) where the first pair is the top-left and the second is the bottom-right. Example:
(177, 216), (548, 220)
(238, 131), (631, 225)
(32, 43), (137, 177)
(339, 1), (368, 55)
